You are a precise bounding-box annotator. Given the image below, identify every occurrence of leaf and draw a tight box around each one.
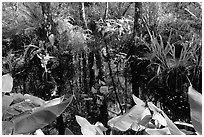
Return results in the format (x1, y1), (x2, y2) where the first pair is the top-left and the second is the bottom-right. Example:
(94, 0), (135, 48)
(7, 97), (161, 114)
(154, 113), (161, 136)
(43, 96), (64, 108)
(95, 122), (108, 133)
(2, 95), (13, 114)
(12, 95), (73, 134)
(188, 85), (202, 135)
(108, 104), (146, 131)
(34, 129), (44, 135)
(145, 127), (171, 135)
(2, 73), (13, 92)
(75, 115), (97, 135)
(132, 94), (145, 106)
(48, 34), (55, 45)
(100, 86), (109, 94)
(65, 128), (74, 135)
(2, 121), (14, 135)
(139, 108), (152, 126)
(174, 121), (194, 128)
(13, 110), (56, 134)
(152, 113), (167, 127)
(10, 93), (25, 104)
(24, 94), (45, 106)
(148, 102), (185, 135)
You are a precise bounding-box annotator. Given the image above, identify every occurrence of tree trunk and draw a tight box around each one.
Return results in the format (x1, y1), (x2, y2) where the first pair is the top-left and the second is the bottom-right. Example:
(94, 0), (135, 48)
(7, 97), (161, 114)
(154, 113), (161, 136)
(132, 2), (142, 40)
(79, 2), (88, 29)
(103, 2), (109, 20)
(131, 2), (142, 97)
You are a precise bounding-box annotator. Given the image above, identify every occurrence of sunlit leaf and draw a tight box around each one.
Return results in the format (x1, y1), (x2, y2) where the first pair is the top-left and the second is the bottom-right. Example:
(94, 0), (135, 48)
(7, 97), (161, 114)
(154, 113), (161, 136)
(48, 34), (55, 45)
(2, 73), (13, 92)
(2, 121), (14, 135)
(34, 129), (44, 135)
(152, 113), (167, 127)
(188, 85), (202, 135)
(139, 108), (152, 126)
(145, 127), (171, 135)
(75, 115), (97, 135)
(12, 95), (73, 134)
(108, 104), (146, 131)
(132, 94), (145, 106)
(148, 102), (185, 135)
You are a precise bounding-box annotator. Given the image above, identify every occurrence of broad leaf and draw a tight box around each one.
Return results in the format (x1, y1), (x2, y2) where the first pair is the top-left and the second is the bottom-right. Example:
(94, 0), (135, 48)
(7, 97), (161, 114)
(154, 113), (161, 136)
(148, 102), (185, 135)
(152, 112), (167, 127)
(10, 93), (25, 104)
(139, 108), (152, 126)
(188, 85), (202, 135)
(2, 121), (14, 135)
(2, 95), (13, 114)
(12, 95), (73, 134)
(24, 94), (45, 106)
(75, 115), (97, 135)
(132, 94), (145, 106)
(34, 129), (44, 135)
(2, 73), (13, 92)
(145, 127), (171, 135)
(95, 122), (108, 135)
(108, 104), (146, 131)
(65, 128), (74, 135)
(75, 115), (106, 135)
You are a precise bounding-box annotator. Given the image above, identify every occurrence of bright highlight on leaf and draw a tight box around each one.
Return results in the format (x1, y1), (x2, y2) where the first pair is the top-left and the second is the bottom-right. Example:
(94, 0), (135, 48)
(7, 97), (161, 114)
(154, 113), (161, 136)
(145, 127), (171, 135)
(75, 115), (107, 135)
(108, 96), (147, 131)
(148, 102), (185, 135)
(188, 85), (202, 135)
(2, 74), (13, 92)
(132, 94), (145, 106)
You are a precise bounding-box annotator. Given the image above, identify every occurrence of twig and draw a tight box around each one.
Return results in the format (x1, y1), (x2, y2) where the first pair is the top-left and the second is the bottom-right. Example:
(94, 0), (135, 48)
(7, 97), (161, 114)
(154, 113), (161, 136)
(184, 8), (201, 21)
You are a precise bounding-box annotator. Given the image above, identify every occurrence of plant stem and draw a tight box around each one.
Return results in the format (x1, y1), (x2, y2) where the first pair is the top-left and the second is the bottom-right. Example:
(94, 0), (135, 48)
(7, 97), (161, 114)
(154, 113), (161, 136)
(104, 42), (123, 114)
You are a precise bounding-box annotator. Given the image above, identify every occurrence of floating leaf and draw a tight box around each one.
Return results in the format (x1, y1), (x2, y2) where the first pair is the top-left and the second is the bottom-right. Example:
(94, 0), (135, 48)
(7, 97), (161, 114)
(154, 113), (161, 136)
(2, 74), (13, 92)
(145, 127), (171, 135)
(2, 121), (14, 135)
(188, 85), (202, 135)
(12, 95), (73, 134)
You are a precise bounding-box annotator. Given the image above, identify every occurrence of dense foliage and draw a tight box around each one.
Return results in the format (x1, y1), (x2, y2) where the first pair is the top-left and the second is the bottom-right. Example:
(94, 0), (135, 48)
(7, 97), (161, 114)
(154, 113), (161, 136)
(2, 2), (202, 135)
